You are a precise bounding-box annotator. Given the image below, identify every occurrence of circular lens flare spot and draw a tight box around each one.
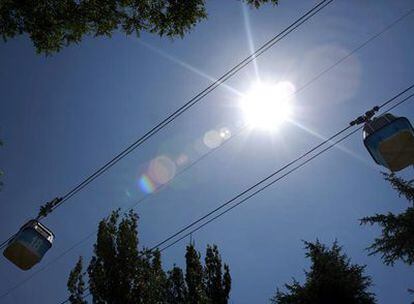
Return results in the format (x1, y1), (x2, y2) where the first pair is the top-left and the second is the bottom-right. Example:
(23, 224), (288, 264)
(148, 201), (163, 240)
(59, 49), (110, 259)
(148, 155), (176, 184)
(241, 81), (294, 130)
(203, 130), (223, 148)
(176, 153), (189, 166)
(219, 127), (231, 140)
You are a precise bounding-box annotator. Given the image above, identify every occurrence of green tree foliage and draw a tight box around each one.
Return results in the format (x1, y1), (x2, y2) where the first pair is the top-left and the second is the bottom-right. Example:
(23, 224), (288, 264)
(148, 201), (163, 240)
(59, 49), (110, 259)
(361, 173), (414, 302)
(67, 257), (87, 304)
(142, 250), (168, 303)
(184, 243), (231, 304)
(67, 210), (231, 304)
(360, 173), (414, 266)
(244, 0), (278, 9)
(203, 245), (231, 304)
(185, 244), (208, 304)
(271, 240), (376, 304)
(166, 266), (187, 304)
(87, 210), (163, 303)
(0, 0), (278, 54)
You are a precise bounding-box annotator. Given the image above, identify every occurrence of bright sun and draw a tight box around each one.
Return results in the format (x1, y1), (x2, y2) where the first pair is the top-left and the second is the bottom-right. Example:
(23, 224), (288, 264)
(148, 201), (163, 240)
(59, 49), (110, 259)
(241, 81), (295, 130)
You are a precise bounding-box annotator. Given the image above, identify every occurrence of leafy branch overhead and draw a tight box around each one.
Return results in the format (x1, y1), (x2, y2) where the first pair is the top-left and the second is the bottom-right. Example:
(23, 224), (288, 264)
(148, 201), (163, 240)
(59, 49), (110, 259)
(0, 0), (278, 54)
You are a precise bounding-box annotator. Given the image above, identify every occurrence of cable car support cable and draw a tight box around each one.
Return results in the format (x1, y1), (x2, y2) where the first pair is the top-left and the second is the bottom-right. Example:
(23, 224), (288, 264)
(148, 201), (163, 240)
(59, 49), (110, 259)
(55, 86), (414, 304)
(150, 85), (414, 252)
(1, 6), (413, 297)
(159, 92), (414, 252)
(36, 0), (335, 221)
(1, 4), (414, 302)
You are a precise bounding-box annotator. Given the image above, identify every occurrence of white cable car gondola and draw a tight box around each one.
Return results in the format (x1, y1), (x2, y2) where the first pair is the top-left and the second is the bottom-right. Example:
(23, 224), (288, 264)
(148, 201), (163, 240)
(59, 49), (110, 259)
(3, 220), (54, 270)
(363, 113), (414, 172)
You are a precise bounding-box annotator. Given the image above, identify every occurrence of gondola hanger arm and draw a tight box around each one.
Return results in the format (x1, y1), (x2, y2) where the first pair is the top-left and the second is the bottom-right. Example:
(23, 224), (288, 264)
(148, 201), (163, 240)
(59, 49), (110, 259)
(37, 197), (63, 220)
(349, 106), (380, 126)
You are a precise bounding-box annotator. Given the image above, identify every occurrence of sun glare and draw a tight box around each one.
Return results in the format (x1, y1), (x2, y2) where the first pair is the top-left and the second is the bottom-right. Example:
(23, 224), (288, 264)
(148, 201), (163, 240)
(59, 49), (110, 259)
(241, 81), (295, 130)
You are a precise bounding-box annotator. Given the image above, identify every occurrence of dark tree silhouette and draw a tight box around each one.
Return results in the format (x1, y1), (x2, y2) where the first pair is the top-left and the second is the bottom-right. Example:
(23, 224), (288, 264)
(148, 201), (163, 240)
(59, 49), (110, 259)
(185, 243), (208, 304)
(271, 240), (376, 304)
(142, 250), (168, 303)
(67, 257), (87, 304)
(361, 173), (414, 266)
(86, 210), (165, 303)
(361, 172), (414, 302)
(166, 266), (187, 304)
(67, 210), (231, 304)
(204, 245), (231, 304)
(0, 0), (278, 54)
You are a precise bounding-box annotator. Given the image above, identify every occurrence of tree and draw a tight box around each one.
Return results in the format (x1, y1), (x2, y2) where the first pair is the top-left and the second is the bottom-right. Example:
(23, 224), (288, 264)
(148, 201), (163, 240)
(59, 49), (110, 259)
(0, 0), (278, 55)
(67, 257), (87, 304)
(360, 173), (414, 266)
(361, 173), (414, 302)
(185, 243), (208, 304)
(67, 210), (231, 304)
(67, 209), (165, 304)
(271, 240), (376, 304)
(86, 209), (162, 304)
(184, 243), (232, 304)
(203, 245), (231, 304)
(166, 266), (187, 304)
(141, 249), (168, 303)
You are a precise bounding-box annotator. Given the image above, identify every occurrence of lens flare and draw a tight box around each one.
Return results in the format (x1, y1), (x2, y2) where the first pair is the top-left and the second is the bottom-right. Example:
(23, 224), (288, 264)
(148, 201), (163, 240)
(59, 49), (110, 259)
(176, 153), (189, 166)
(219, 127), (231, 140)
(203, 130), (223, 149)
(241, 81), (295, 130)
(148, 155), (176, 184)
(139, 174), (156, 193)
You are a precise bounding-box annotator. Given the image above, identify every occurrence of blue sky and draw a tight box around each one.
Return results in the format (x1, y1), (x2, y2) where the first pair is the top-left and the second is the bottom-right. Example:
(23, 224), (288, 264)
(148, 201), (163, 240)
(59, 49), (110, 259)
(1, 0), (414, 303)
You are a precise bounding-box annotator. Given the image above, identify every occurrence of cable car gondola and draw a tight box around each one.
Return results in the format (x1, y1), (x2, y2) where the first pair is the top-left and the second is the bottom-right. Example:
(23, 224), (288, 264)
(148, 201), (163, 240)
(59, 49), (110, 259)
(3, 220), (54, 270)
(363, 113), (414, 172)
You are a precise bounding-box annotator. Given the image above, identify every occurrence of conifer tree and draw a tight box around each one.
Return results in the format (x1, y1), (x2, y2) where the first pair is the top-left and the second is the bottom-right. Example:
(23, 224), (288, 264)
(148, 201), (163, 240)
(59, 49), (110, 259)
(361, 172), (414, 301)
(361, 173), (414, 265)
(271, 240), (376, 304)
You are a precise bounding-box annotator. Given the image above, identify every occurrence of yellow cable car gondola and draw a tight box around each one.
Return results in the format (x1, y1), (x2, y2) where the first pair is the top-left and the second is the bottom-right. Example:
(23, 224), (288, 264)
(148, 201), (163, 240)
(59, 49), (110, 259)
(3, 220), (54, 270)
(363, 113), (414, 172)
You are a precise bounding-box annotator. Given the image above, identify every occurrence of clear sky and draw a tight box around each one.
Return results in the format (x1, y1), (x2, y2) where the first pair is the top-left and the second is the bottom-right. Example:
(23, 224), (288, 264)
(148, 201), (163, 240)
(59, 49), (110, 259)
(1, 0), (414, 303)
